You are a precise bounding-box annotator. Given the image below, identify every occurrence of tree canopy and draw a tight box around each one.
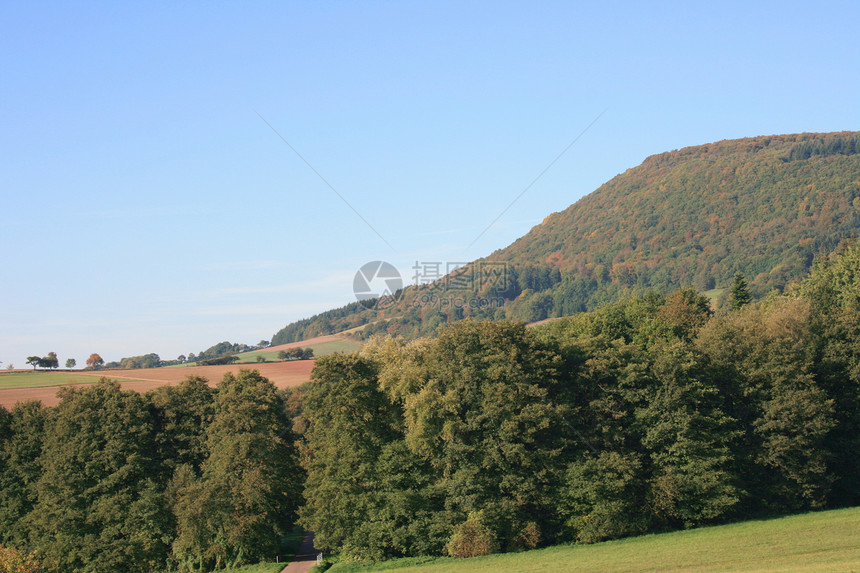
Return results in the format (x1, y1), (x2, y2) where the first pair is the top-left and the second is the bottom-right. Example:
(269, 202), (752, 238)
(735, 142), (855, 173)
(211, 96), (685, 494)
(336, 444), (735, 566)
(297, 242), (860, 560)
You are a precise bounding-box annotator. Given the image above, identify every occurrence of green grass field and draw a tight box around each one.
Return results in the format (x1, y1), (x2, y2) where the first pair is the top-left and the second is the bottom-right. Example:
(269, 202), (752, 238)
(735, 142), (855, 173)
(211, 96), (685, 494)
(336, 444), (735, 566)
(703, 288), (726, 304)
(234, 339), (362, 364)
(157, 563), (283, 573)
(323, 507), (860, 573)
(212, 564), (282, 573)
(0, 371), (98, 390)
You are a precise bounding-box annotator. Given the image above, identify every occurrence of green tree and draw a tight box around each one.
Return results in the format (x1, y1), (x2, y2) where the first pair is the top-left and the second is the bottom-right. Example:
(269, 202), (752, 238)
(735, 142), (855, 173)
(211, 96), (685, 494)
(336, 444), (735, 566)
(383, 321), (564, 552)
(171, 370), (302, 570)
(148, 377), (215, 477)
(0, 401), (48, 547)
(560, 451), (648, 543)
(639, 342), (742, 527)
(25, 357), (40, 371)
(696, 298), (836, 510)
(729, 272), (752, 311)
(299, 353), (413, 559)
(26, 380), (170, 573)
(65, 358), (76, 369)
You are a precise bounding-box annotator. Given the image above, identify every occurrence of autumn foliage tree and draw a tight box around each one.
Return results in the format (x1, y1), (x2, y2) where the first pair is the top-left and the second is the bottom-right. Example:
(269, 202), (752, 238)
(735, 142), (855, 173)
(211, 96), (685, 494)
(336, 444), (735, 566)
(85, 353), (104, 369)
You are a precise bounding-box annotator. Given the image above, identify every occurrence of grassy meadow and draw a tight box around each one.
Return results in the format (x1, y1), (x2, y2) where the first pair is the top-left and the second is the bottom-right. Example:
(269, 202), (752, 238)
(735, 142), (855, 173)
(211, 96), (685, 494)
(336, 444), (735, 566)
(321, 507), (860, 573)
(0, 371), (97, 390)
(234, 339), (362, 364)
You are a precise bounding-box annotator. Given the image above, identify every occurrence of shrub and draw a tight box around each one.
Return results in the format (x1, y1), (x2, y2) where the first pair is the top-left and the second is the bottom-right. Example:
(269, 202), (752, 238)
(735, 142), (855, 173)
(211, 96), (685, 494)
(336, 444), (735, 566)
(446, 512), (496, 558)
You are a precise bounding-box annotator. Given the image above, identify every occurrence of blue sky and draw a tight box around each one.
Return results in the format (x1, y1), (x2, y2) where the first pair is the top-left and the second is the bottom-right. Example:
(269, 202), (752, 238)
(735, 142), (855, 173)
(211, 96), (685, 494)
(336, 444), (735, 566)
(1, 1), (858, 368)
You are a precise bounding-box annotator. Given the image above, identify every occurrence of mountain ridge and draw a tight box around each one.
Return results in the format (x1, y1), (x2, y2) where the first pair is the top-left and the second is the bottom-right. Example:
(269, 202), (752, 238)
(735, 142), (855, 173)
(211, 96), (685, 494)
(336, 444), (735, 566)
(272, 131), (860, 344)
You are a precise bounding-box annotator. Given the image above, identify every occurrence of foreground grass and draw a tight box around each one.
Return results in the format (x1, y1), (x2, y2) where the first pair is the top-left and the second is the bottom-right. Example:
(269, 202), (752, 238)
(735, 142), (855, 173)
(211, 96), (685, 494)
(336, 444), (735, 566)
(216, 564), (282, 573)
(0, 371), (98, 389)
(325, 507), (860, 573)
(157, 563), (283, 573)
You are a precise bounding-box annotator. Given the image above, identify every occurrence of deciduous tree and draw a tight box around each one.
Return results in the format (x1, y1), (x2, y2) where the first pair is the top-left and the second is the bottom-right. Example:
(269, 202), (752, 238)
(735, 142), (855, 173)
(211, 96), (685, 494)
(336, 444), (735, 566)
(26, 380), (169, 572)
(86, 353), (104, 369)
(171, 370), (302, 569)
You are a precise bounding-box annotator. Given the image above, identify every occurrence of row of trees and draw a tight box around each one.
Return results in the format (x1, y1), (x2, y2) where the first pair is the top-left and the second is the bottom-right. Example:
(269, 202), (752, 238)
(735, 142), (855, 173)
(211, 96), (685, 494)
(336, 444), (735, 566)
(22, 354), (104, 371)
(0, 371), (302, 572)
(298, 243), (860, 560)
(25, 353), (58, 370)
(277, 347), (314, 361)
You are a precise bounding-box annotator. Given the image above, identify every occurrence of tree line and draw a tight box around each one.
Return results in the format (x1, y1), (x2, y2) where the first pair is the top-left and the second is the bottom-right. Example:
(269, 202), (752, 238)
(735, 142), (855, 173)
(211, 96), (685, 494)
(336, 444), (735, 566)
(297, 243), (860, 560)
(0, 371), (302, 572)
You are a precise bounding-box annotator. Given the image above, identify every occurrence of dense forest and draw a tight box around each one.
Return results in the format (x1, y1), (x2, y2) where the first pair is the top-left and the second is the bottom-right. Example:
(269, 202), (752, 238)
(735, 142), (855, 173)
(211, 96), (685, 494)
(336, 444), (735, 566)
(2, 242), (860, 571)
(271, 131), (860, 344)
(0, 371), (302, 572)
(297, 241), (860, 560)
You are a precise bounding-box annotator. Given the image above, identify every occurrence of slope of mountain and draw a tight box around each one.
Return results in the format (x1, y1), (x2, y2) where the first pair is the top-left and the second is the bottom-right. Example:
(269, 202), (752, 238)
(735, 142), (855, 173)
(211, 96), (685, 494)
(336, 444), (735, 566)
(272, 131), (860, 344)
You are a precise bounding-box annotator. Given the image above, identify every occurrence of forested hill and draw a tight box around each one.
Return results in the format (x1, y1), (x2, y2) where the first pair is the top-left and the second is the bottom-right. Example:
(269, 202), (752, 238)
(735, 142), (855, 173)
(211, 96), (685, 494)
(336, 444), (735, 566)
(272, 131), (860, 344)
(490, 131), (860, 292)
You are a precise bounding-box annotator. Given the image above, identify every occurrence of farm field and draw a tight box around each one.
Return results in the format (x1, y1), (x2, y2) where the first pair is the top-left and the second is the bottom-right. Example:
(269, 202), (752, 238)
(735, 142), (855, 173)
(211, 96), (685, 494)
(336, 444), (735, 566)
(250, 334), (362, 356)
(324, 507), (860, 573)
(0, 370), (99, 389)
(0, 360), (314, 408)
(237, 337), (361, 364)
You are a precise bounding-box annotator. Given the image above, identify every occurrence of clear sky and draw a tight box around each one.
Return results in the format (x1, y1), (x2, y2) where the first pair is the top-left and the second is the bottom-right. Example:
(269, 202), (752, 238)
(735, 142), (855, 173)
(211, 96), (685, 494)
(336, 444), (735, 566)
(1, 1), (858, 368)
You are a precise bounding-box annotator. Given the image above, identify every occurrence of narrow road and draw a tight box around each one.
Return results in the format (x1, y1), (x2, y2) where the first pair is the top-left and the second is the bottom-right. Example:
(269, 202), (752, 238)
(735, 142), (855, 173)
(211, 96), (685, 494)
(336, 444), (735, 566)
(280, 531), (319, 573)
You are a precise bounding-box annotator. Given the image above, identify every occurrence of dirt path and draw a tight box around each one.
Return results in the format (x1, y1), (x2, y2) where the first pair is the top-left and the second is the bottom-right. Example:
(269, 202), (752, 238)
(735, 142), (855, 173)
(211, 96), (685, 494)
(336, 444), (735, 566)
(280, 531), (319, 573)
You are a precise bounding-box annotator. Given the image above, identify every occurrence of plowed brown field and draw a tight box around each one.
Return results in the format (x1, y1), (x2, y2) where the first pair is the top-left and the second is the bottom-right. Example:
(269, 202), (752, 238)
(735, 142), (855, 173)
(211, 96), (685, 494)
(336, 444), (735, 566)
(0, 361), (314, 408)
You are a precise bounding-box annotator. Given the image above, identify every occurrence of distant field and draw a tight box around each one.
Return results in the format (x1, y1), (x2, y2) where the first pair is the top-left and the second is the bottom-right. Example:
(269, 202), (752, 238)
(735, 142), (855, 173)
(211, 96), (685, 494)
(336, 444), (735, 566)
(703, 288), (726, 304)
(325, 507), (860, 573)
(0, 361), (314, 409)
(0, 371), (97, 389)
(255, 334), (362, 356)
(237, 339), (361, 363)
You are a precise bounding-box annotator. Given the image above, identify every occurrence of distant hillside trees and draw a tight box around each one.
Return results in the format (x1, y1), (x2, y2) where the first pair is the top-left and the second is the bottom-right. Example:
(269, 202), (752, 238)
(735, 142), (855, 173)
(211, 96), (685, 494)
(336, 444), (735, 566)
(270, 131), (860, 344)
(729, 272), (752, 310)
(277, 348), (314, 361)
(119, 353), (161, 369)
(196, 355), (239, 366)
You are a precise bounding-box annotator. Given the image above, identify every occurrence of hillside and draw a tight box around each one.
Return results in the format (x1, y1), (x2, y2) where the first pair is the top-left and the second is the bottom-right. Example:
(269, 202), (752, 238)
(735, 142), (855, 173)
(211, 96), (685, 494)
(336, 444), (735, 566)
(273, 131), (860, 343)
